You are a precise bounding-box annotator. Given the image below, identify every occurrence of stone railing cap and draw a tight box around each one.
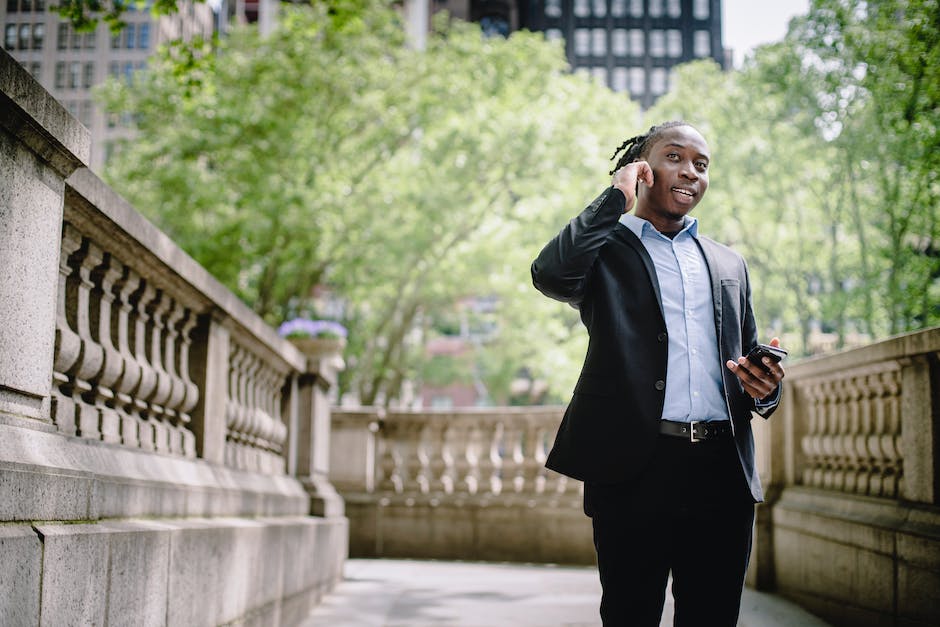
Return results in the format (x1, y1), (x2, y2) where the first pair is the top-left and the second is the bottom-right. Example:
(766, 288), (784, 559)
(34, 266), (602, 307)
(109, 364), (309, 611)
(0, 48), (90, 174)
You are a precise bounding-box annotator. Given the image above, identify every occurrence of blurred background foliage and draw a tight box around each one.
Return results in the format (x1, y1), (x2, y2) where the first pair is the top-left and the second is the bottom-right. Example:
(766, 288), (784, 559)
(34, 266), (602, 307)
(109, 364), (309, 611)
(98, 0), (939, 407)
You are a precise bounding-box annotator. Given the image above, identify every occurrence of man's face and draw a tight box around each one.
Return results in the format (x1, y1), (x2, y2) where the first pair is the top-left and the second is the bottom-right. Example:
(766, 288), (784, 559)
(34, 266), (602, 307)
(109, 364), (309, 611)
(637, 125), (710, 223)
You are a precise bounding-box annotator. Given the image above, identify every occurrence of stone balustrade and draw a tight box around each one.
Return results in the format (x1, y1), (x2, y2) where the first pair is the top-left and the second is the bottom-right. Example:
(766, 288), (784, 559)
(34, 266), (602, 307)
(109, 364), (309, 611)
(749, 327), (940, 627)
(331, 407), (594, 565)
(1, 48), (346, 626)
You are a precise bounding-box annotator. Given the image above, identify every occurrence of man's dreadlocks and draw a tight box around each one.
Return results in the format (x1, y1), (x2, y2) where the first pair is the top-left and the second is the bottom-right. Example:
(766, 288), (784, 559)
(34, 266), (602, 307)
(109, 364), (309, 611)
(608, 120), (690, 175)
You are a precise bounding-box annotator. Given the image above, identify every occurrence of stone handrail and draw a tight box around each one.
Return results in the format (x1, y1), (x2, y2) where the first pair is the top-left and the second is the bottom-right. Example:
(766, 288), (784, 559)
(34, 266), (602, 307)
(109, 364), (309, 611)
(1, 48), (343, 520)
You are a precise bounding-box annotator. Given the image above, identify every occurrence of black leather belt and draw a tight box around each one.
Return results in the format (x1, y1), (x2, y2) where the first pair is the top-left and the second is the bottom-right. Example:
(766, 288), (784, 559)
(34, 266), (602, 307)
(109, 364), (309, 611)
(659, 419), (732, 442)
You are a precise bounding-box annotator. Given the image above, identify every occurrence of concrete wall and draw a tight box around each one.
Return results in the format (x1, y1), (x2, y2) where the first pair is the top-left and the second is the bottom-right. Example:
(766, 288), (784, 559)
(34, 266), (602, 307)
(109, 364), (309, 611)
(0, 47), (347, 626)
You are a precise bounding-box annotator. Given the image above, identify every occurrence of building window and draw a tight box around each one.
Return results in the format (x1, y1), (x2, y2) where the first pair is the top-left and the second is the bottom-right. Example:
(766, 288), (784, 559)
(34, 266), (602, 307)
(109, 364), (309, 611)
(123, 61), (134, 83)
(629, 29), (644, 55)
(56, 22), (67, 49)
(694, 30), (711, 57)
(7, 0), (18, 12)
(111, 28), (121, 49)
(125, 23), (136, 48)
(612, 67), (628, 92)
(667, 0), (681, 18)
(610, 0), (625, 17)
(649, 30), (665, 57)
(574, 29), (590, 56)
(5, 24), (17, 50)
(82, 62), (94, 88)
(612, 29), (627, 57)
(628, 67), (645, 96)
(574, 0), (589, 18)
(108, 61), (119, 77)
(28, 61), (40, 78)
(648, 0), (663, 17)
(592, 28), (606, 56)
(666, 29), (682, 57)
(545, 28), (562, 42)
(68, 61), (80, 88)
(693, 0), (709, 19)
(83, 31), (95, 49)
(544, 0), (561, 18)
(78, 100), (92, 127)
(54, 61), (65, 88)
(629, 0), (642, 17)
(591, 66), (607, 85)
(32, 22), (43, 49)
(650, 67), (667, 94)
(481, 16), (510, 38)
(592, 0), (606, 18)
(18, 23), (30, 49)
(34, 0), (44, 11)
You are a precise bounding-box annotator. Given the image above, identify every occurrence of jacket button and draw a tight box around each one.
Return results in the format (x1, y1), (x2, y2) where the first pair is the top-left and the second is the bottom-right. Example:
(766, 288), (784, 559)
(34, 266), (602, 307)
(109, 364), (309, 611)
(655, 380), (665, 391)
(657, 332), (667, 342)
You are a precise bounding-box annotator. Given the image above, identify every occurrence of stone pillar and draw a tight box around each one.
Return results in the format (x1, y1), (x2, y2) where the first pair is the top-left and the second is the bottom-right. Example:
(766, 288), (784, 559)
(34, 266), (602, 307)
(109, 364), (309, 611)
(290, 338), (346, 517)
(0, 49), (89, 429)
(900, 353), (938, 504)
(189, 312), (230, 464)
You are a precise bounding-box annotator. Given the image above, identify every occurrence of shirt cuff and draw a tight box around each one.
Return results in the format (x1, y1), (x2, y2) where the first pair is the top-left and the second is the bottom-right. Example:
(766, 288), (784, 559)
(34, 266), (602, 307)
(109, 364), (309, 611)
(755, 385), (781, 408)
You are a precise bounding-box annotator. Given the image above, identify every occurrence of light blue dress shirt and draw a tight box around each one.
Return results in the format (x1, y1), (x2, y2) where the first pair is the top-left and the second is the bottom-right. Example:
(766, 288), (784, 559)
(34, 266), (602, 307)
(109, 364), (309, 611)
(619, 213), (729, 423)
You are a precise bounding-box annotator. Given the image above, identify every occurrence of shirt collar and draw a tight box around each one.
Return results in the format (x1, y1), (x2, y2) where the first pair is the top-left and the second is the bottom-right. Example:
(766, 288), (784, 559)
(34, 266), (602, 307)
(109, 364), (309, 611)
(619, 212), (698, 240)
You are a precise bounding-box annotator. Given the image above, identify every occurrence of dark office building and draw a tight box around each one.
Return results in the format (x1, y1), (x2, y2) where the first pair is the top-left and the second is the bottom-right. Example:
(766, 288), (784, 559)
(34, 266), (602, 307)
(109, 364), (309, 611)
(517, 0), (726, 108)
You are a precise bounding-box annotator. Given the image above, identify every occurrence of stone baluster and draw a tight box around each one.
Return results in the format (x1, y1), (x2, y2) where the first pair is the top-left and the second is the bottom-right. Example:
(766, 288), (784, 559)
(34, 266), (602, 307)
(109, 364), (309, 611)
(63, 229), (105, 440)
(521, 418), (543, 495)
(51, 225), (85, 436)
(424, 417), (448, 495)
(111, 266), (142, 447)
(400, 418), (424, 494)
(460, 420), (482, 495)
(440, 422), (458, 495)
(224, 344), (242, 467)
(161, 301), (187, 455)
(503, 419), (526, 494)
(145, 292), (173, 453)
(378, 419), (404, 493)
(130, 282), (159, 451)
(175, 309), (199, 458)
(86, 250), (124, 444)
(413, 417), (433, 495)
(478, 419), (502, 496)
(534, 422), (557, 495)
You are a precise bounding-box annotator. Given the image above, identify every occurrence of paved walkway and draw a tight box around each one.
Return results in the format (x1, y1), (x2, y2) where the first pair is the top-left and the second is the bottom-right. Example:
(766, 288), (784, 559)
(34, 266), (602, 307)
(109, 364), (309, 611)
(300, 559), (831, 626)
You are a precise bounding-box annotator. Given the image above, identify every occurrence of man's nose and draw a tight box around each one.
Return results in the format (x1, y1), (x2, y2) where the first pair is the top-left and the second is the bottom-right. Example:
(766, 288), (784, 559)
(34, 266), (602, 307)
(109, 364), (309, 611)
(680, 162), (699, 180)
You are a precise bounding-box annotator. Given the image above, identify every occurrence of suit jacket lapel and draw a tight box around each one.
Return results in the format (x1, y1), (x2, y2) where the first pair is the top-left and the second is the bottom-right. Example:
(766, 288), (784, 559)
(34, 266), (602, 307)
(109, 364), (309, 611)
(612, 225), (665, 321)
(695, 237), (724, 342)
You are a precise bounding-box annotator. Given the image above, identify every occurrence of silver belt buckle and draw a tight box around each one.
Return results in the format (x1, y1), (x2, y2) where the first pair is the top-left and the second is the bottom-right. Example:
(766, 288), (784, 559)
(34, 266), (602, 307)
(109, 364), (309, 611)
(689, 421), (701, 443)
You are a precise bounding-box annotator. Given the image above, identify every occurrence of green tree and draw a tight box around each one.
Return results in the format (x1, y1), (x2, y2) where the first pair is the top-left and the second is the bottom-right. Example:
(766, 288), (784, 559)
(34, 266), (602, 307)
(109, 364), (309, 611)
(100, 2), (636, 405)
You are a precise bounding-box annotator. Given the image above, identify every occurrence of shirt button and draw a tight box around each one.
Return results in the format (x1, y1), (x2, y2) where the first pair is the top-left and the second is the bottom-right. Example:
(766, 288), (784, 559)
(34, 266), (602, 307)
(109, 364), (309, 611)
(655, 380), (666, 391)
(657, 332), (667, 342)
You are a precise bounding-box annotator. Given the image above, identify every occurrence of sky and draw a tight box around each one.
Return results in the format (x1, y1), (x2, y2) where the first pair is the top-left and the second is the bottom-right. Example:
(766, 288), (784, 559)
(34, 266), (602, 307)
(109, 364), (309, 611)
(722, 0), (811, 67)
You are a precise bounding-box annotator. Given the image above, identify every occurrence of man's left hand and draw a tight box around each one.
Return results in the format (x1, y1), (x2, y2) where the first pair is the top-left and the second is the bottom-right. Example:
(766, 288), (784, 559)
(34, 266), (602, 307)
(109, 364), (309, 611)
(725, 337), (786, 400)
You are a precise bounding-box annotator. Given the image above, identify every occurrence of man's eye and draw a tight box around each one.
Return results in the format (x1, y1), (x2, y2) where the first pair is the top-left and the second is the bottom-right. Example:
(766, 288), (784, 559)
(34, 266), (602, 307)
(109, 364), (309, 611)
(696, 162), (708, 170)
(667, 153), (679, 160)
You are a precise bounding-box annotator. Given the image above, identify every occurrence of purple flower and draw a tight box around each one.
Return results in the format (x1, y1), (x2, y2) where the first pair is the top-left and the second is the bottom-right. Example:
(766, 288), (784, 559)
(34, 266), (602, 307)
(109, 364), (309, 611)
(278, 318), (348, 339)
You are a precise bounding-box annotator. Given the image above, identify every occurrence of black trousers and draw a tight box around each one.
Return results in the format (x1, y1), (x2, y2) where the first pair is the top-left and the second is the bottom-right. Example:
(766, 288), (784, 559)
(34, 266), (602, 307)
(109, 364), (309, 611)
(585, 434), (756, 627)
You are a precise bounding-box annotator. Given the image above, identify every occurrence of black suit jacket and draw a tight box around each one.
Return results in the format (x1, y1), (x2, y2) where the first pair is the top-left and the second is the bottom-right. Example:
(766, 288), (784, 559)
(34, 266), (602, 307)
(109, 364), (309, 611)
(531, 187), (779, 503)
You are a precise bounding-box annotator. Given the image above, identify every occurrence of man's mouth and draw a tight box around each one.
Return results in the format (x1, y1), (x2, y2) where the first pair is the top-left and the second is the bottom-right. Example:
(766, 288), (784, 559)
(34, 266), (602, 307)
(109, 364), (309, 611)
(671, 187), (695, 198)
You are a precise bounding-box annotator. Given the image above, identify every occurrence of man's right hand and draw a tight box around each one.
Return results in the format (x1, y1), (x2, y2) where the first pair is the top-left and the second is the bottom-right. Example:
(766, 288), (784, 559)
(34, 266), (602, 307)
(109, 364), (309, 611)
(611, 160), (654, 213)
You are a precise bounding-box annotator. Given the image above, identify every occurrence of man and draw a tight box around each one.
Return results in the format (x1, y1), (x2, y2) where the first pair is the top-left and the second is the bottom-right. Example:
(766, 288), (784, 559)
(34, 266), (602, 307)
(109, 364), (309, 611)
(531, 121), (785, 626)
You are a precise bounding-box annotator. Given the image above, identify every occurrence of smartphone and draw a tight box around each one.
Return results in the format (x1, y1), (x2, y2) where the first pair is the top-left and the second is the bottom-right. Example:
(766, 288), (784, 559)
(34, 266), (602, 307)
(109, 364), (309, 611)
(746, 343), (788, 371)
